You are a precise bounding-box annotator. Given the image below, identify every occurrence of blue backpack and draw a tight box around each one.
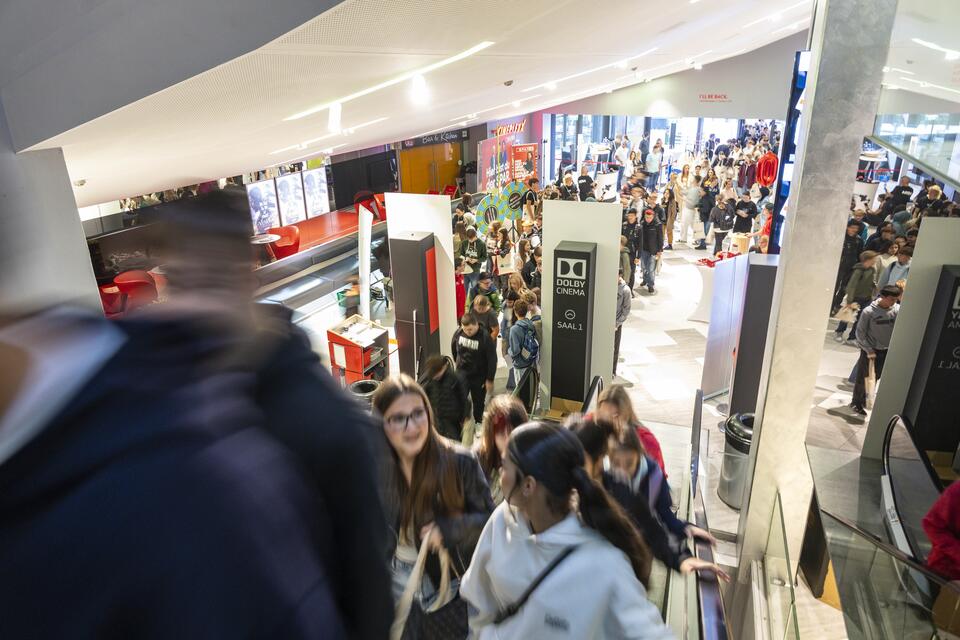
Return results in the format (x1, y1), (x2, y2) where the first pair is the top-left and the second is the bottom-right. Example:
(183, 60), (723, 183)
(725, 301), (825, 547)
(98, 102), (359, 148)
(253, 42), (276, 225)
(513, 319), (540, 369)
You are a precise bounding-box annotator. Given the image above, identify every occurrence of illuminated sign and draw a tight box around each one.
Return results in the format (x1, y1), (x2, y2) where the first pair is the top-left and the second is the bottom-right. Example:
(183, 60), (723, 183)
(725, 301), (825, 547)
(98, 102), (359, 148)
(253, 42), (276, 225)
(491, 120), (526, 137)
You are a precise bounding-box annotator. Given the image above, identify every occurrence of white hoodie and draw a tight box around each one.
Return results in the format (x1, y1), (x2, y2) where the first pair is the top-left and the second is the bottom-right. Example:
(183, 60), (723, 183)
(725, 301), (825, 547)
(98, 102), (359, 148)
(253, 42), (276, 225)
(460, 502), (674, 639)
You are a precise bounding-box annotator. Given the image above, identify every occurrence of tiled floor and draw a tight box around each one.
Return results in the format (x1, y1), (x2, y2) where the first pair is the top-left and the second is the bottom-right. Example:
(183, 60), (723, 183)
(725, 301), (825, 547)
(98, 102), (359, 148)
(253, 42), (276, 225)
(613, 243), (853, 639)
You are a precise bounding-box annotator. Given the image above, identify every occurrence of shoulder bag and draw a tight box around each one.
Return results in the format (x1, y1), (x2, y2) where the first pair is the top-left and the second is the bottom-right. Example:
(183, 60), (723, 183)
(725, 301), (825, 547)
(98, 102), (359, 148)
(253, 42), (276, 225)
(492, 545), (580, 625)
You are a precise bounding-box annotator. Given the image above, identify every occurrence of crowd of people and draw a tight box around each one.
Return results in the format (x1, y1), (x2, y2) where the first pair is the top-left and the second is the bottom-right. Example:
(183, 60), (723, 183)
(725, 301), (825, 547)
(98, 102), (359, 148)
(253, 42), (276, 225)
(829, 174), (958, 417)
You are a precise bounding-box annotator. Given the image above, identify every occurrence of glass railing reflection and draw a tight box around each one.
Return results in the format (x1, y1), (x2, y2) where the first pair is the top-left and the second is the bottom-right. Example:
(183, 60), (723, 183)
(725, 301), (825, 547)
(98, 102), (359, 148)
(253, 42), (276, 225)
(822, 509), (960, 639)
(873, 113), (960, 187)
(765, 493), (800, 640)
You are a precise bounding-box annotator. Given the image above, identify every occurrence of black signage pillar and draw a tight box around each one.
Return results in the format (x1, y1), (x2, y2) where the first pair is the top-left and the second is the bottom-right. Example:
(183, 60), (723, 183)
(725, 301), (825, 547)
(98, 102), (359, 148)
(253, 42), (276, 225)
(904, 265), (960, 454)
(550, 241), (597, 408)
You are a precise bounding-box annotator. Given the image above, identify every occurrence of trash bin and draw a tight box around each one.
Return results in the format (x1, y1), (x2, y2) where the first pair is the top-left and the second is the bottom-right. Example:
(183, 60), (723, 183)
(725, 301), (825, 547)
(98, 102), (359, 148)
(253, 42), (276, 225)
(717, 413), (754, 510)
(349, 379), (380, 409)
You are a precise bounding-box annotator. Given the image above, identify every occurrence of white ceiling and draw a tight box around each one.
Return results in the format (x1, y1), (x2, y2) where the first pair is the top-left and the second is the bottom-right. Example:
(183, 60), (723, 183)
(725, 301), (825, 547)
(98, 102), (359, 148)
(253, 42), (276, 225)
(33, 0), (822, 207)
(884, 0), (960, 105)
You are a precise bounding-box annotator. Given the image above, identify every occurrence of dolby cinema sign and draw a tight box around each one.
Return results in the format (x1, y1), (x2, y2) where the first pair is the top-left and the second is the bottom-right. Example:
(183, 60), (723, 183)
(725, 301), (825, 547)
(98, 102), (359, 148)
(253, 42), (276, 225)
(552, 241), (597, 403)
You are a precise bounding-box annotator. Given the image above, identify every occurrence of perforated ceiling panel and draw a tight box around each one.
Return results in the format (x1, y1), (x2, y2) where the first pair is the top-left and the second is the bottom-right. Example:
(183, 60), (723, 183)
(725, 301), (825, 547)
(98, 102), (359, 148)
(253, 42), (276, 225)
(31, 0), (820, 206)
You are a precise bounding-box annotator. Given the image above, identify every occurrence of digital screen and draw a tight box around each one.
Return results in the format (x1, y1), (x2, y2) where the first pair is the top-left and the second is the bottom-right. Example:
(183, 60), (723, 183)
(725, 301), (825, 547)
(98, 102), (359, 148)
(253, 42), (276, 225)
(303, 167), (331, 218)
(246, 179), (280, 234)
(276, 173), (307, 225)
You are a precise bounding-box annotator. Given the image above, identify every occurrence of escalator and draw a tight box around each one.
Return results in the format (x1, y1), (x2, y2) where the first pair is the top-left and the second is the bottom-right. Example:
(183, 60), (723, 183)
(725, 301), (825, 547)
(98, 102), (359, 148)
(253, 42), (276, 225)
(815, 415), (958, 639)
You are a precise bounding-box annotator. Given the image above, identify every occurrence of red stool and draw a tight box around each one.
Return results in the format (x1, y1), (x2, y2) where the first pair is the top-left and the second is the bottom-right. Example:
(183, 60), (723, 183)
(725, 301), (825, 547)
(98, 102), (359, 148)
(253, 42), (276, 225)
(98, 284), (125, 317)
(114, 270), (157, 312)
(267, 225), (301, 259)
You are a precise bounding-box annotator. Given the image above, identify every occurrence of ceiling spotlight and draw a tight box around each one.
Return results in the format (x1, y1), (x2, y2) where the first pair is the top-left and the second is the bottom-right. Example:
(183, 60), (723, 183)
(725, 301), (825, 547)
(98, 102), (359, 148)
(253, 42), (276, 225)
(693, 62), (703, 70)
(512, 100), (522, 108)
(545, 81), (557, 91)
(615, 60), (629, 69)
(770, 13), (782, 22)
(409, 74), (430, 105)
(328, 102), (342, 134)
(73, 179), (87, 187)
(946, 51), (960, 61)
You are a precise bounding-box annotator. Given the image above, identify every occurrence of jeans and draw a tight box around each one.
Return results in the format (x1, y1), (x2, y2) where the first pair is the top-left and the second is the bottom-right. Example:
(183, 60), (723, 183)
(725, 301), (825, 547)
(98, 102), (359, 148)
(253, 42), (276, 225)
(646, 172), (658, 191)
(463, 271), (479, 302)
(852, 349), (887, 409)
(613, 325), (623, 376)
(459, 371), (487, 423)
(713, 231), (728, 255)
(703, 219), (711, 236)
(640, 250), (656, 286)
(616, 166), (625, 191)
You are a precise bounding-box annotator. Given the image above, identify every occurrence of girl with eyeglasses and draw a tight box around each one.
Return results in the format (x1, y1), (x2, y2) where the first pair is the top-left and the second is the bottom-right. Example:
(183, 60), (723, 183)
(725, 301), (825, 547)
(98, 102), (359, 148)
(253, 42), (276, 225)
(373, 375), (494, 639)
(461, 422), (672, 638)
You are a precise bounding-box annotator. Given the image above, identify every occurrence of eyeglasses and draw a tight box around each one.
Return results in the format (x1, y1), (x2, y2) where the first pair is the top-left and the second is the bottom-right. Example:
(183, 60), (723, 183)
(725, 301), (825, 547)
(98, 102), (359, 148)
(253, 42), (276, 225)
(384, 407), (428, 432)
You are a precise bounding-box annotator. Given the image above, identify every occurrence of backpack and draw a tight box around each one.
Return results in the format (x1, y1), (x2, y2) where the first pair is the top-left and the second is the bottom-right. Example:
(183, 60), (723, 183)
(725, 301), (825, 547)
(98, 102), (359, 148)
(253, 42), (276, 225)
(513, 320), (540, 369)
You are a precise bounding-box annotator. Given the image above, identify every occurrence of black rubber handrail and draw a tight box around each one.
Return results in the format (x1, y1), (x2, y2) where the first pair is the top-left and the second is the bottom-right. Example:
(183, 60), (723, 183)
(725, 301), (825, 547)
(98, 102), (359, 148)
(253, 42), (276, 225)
(820, 508), (960, 591)
(881, 414), (943, 562)
(692, 483), (730, 640)
(582, 375), (604, 415)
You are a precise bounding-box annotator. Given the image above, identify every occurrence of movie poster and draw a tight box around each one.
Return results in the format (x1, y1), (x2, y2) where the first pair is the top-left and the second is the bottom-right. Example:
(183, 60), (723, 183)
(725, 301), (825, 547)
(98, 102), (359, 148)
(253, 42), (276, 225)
(511, 143), (538, 182)
(302, 167), (331, 218)
(276, 173), (307, 225)
(478, 134), (519, 193)
(246, 179), (280, 234)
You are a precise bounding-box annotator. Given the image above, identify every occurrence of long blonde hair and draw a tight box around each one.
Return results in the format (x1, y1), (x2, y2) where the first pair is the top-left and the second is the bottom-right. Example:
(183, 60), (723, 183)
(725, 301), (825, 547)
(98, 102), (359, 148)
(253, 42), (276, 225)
(598, 385), (640, 430)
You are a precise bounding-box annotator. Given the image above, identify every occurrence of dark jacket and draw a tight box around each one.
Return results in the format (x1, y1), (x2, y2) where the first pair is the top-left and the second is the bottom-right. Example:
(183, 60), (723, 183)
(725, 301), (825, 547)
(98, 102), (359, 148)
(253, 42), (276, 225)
(621, 220), (640, 260)
(528, 268), (542, 290)
(733, 200), (758, 233)
(421, 367), (470, 441)
(710, 203), (735, 232)
(521, 257), (537, 286)
(451, 327), (498, 383)
(637, 217), (664, 255)
(697, 189), (716, 222)
(0, 312), (349, 640)
(839, 233), (864, 272)
(252, 305), (392, 640)
(380, 447), (494, 586)
(845, 262), (877, 301)
(647, 203), (666, 225)
(602, 472), (692, 572)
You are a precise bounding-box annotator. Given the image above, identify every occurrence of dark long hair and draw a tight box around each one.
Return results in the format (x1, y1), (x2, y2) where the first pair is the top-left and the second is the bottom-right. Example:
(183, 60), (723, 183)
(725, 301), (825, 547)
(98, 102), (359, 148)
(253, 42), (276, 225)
(475, 395), (529, 478)
(508, 422), (652, 585)
(373, 375), (464, 541)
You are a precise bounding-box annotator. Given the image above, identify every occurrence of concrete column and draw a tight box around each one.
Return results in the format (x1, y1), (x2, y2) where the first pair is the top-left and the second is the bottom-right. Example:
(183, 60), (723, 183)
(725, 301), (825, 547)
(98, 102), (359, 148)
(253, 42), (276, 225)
(734, 0), (898, 584)
(0, 103), (100, 313)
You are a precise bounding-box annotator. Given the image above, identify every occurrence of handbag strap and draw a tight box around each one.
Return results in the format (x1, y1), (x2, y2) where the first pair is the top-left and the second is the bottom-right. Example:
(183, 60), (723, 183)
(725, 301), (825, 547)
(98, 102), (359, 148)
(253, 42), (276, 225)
(390, 527), (457, 640)
(492, 545), (579, 625)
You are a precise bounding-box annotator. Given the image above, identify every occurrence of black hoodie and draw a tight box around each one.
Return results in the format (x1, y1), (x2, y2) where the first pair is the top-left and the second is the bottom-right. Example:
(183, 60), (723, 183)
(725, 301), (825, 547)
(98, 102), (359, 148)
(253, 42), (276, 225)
(0, 311), (349, 639)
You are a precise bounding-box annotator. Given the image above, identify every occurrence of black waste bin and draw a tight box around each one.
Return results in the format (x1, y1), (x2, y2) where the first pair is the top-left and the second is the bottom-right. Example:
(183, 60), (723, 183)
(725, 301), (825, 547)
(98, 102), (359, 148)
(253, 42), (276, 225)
(717, 413), (754, 510)
(349, 379), (380, 409)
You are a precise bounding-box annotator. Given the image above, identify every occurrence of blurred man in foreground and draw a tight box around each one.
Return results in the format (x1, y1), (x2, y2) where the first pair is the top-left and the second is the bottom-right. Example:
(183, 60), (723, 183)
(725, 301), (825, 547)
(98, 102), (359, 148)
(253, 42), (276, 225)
(0, 189), (391, 638)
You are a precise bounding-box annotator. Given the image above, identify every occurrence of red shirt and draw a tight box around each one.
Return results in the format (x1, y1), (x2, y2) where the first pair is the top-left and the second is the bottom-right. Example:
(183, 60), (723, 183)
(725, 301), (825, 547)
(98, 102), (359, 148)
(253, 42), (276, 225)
(455, 273), (466, 318)
(923, 481), (960, 580)
(636, 424), (666, 479)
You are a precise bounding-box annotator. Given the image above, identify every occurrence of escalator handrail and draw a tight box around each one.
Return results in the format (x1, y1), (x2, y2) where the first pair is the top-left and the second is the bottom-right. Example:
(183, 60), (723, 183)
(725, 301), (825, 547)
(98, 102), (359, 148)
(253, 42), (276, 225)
(820, 508), (960, 592)
(881, 414), (943, 492)
(880, 414), (943, 562)
(583, 375), (604, 415)
(691, 477), (731, 640)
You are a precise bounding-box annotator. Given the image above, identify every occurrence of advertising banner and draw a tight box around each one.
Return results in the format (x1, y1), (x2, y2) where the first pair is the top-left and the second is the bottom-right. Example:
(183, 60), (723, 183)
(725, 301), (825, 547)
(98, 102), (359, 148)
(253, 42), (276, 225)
(550, 241), (597, 405)
(246, 179), (280, 234)
(478, 134), (519, 193)
(511, 143), (538, 182)
(276, 173), (307, 225)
